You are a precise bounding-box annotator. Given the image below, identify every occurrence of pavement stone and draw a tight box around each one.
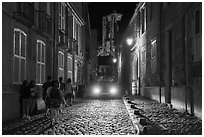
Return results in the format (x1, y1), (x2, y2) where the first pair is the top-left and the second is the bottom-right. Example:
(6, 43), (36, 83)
(123, 95), (202, 135)
(2, 98), (136, 135)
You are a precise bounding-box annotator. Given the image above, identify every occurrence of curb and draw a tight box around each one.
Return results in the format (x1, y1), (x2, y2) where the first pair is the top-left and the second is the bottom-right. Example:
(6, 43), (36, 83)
(123, 97), (146, 135)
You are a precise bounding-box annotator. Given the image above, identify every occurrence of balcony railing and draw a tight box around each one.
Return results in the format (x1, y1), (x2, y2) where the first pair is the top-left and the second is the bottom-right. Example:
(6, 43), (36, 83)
(14, 3), (34, 26)
(36, 10), (52, 35)
(58, 32), (78, 55)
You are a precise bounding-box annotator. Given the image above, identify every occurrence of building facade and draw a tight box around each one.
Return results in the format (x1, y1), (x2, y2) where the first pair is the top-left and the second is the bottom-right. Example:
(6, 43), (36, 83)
(119, 2), (202, 119)
(2, 2), (91, 123)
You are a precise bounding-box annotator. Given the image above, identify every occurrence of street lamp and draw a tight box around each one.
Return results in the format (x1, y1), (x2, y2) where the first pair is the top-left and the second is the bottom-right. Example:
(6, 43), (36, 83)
(113, 58), (117, 63)
(126, 38), (133, 46)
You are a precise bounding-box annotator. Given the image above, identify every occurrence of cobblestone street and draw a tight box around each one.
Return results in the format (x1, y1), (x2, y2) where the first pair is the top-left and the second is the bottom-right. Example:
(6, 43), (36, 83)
(125, 95), (202, 135)
(2, 98), (136, 135)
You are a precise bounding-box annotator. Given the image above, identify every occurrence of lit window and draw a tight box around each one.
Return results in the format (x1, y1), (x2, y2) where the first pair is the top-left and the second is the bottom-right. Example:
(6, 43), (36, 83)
(75, 59), (78, 83)
(73, 17), (82, 55)
(151, 39), (157, 73)
(58, 51), (64, 79)
(73, 17), (77, 40)
(13, 28), (27, 83)
(141, 5), (146, 34)
(36, 40), (45, 85)
(59, 3), (65, 31)
(141, 49), (146, 64)
(67, 54), (72, 79)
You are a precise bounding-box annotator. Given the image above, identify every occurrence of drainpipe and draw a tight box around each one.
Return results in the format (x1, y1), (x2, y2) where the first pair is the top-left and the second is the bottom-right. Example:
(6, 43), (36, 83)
(159, 3), (162, 103)
(184, 13), (188, 113)
(53, 3), (56, 80)
(184, 4), (194, 116)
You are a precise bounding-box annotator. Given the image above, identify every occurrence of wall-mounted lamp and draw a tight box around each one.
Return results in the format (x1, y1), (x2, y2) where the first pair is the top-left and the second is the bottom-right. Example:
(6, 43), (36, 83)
(126, 38), (133, 46)
(113, 58), (117, 63)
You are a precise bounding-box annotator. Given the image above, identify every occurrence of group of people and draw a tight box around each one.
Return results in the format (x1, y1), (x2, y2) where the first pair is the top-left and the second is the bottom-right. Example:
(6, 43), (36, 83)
(20, 76), (75, 126)
(42, 76), (74, 127)
(19, 80), (38, 120)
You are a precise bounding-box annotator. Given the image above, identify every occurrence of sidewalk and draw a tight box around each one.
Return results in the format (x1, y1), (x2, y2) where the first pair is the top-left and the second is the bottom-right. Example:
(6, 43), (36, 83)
(123, 95), (202, 135)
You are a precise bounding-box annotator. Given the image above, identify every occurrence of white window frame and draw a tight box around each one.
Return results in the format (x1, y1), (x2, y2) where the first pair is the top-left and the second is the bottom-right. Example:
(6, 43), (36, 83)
(36, 40), (46, 85)
(141, 48), (146, 64)
(13, 28), (27, 84)
(59, 3), (65, 31)
(75, 59), (78, 83)
(73, 17), (77, 40)
(151, 39), (157, 73)
(140, 3), (146, 35)
(58, 51), (64, 79)
(78, 23), (82, 55)
(67, 54), (73, 79)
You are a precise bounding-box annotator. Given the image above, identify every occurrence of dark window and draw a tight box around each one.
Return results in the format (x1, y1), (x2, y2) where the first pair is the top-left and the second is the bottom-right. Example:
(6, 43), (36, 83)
(136, 12), (140, 37)
(195, 9), (200, 34)
(150, 3), (152, 21)
(141, 7), (145, 34)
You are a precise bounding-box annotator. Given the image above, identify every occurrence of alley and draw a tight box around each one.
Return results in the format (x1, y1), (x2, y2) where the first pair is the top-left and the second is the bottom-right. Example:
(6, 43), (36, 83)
(2, 2), (202, 135)
(2, 99), (136, 135)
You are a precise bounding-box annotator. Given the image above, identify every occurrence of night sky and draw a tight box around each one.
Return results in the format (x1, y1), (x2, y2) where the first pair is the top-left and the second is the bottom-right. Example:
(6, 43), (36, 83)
(88, 2), (137, 42)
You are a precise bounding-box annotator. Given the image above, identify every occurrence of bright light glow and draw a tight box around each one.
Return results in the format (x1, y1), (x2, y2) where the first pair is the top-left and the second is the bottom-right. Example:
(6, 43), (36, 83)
(113, 58), (117, 63)
(93, 86), (101, 95)
(127, 38), (133, 46)
(110, 86), (117, 95)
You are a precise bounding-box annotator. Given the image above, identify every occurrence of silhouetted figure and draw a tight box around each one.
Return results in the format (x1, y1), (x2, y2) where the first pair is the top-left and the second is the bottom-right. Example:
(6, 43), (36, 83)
(58, 77), (66, 113)
(46, 80), (65, 127)
(65, 78), (73, 106)
(42, 76), (52, 101)
(42, 76), (52, 116)
(59, 77), (65, 93)
(29, 80), (37, 116)
(19, 80), (30, 119)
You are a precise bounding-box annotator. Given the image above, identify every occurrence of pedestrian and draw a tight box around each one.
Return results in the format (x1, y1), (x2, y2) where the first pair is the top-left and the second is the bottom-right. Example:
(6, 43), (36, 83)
(29, 80), (37, 116)
(59, 77), (65, 92)
(58, 77), (66, 113)
(42, 76), (52, 101)
(46, 80), (65, 127)
(42, 76), (52, 116)
(19, 80), (31, 119)
(64, 78), (73, 106)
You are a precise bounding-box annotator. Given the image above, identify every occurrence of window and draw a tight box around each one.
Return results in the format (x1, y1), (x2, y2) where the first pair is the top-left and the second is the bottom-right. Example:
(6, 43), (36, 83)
(141, 5), (146, 34)
(58, 51), (64, 79)
(36, 40), (45, 85)
(75, 59), (78, 83)
(78, 24), (82, 55)
(151, 39), (157, 73)
(141, 49), (146, 64)
(73, 17), (77, 40)
(149, 3), (152, 22)
(13, 28), (27, 83)
(73, 17), (82, 55)
(192, 8), (201, 62)
(59, 3), (65, 31)
(136, 12), (140, 37)
(195, 9), (200, 35)
(67, 54), (72, 79)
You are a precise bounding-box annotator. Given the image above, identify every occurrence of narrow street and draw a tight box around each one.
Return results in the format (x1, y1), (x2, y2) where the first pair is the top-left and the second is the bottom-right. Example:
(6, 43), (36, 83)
(3, 98), (136, 135)
(2, 2), (202, 135)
